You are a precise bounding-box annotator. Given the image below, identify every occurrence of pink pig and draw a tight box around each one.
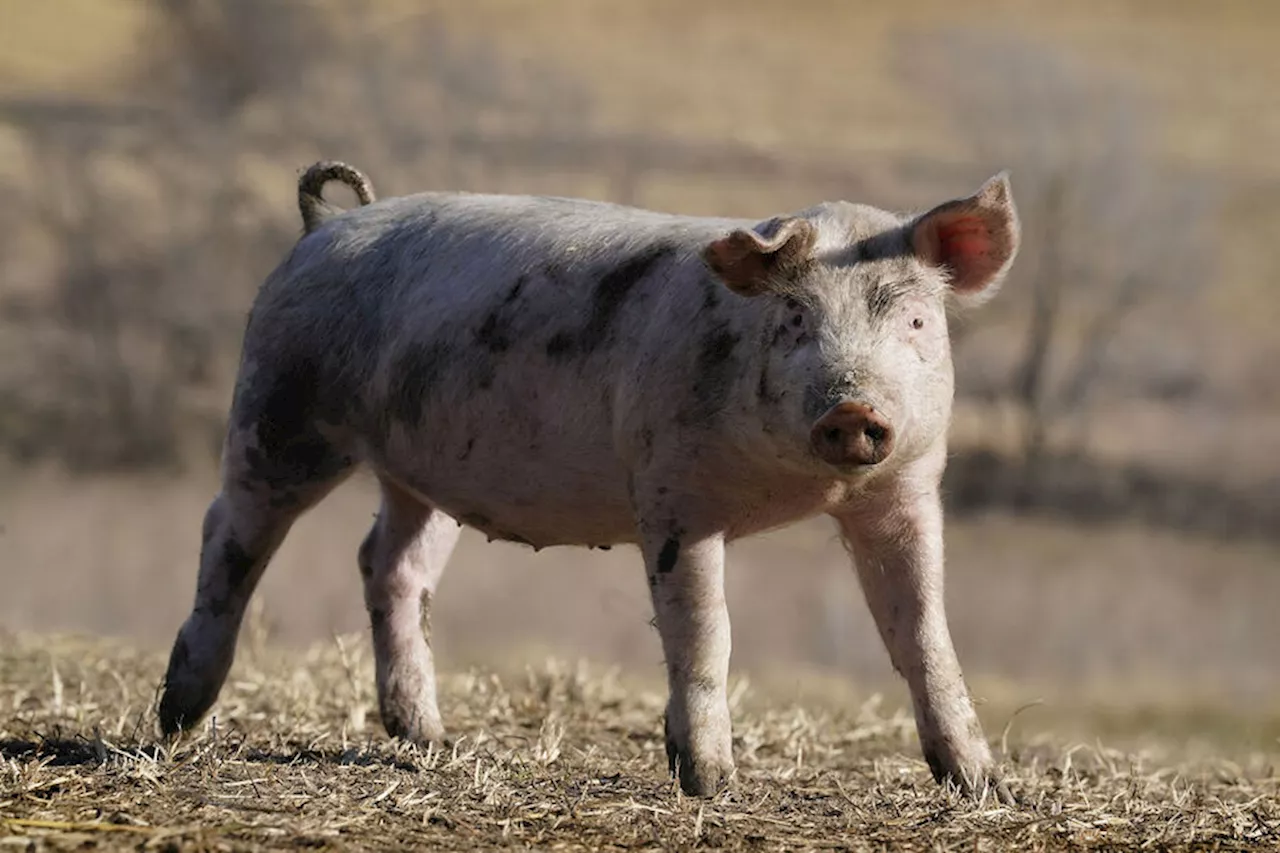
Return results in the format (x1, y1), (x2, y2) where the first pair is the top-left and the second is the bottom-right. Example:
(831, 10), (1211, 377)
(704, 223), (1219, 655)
(160, 161), (1020, 801)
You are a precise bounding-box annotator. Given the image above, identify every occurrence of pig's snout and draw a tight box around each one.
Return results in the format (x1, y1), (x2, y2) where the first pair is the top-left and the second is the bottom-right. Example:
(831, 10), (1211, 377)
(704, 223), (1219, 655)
(810, 402), (895, 468)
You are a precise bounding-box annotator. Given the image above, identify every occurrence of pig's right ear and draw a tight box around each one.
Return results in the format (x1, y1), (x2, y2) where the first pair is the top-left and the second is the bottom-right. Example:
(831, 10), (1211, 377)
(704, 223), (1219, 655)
(702, 218), (817, 297)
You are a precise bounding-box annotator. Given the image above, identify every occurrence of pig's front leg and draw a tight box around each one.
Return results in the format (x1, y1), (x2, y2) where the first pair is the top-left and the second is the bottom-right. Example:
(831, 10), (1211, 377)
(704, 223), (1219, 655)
(833, 461), (1012, 803)
(636, 500), (733, 796)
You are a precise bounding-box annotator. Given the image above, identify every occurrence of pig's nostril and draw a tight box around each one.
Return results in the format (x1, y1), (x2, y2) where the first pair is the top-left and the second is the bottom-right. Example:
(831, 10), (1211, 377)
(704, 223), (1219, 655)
(823, 427), (843, 445)
(864, 423), (888, 443)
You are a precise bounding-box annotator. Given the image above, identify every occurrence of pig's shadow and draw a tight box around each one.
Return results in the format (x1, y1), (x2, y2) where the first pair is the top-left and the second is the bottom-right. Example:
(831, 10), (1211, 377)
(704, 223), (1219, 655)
(0, 737), (417, 772)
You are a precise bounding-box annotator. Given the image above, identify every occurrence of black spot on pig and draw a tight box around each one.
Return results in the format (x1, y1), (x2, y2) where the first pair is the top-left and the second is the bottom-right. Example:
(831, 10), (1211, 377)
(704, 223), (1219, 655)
(680, 323), (741, 425)
(368, 607), (388, 631)
(221, 538), (256, 590)
(458, 437), (475, 461)
(545, 332), (575, 359)
(545, 243), (677, 360)
(236, 358), (352, 492)
(586, 244), (676, 347)
(700, 277), (721, 313)
(503, 275), (527, 305)
(474, 277), (526, 355)
(657, 536), (680, 574)
(756, 363), (780, 405)
(840, 229), (912, 266)
(387, 340), (453, 425)
(475, 312), (511, 354)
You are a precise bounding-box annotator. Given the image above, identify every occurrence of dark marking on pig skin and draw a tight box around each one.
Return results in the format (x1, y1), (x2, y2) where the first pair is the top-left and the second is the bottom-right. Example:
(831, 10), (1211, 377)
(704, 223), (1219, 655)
(358, 531), (375, 578)
(756, 362), (779, 405)
(222, 538), (256, 590)
(503, 275), (527, 305)
(458, 437), (475, 461)
(387, 340), (453, 425)
(545, 332), (575, 359)
(475, 312), (510, 353)
(835, 228), (913, 267)
(681, 323), (741, 425)
(236, 358), (354, 494)
(475, 276), (527, 355)
(657, 537), (681, 574)
(368, 607), (388, 631)
(700, 277), (721, 313)
(544, 244), (677, 360)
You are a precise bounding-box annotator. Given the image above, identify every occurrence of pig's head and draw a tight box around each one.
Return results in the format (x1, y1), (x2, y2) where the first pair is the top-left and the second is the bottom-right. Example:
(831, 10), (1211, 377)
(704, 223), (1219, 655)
(703, 173), (1019, 477)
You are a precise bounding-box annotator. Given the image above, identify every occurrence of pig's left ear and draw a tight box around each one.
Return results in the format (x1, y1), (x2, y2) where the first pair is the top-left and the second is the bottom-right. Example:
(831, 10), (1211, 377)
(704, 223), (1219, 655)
(703, 218), (817, 297)
(910, 172), (1021, 304)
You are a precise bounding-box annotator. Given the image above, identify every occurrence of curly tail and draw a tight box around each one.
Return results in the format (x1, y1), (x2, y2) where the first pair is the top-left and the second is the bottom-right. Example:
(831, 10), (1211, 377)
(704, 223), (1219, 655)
(298, 160), (377, 234)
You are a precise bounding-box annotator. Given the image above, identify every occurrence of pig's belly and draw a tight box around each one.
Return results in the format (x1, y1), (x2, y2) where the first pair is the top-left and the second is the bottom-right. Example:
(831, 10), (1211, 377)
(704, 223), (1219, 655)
(370, 403), (640, 549)
(362, 385), (851, 549)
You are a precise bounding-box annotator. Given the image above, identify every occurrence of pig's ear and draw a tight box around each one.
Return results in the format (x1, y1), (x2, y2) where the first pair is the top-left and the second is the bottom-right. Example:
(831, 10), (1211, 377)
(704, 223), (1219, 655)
(702, 218), (817, 297)
(911, 172), (1021, 303)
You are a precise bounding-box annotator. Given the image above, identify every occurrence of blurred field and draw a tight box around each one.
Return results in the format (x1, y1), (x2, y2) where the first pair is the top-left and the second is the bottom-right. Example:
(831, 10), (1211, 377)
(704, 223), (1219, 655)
(1, 2), (1279, 847)
(2, 634), (1278, 852)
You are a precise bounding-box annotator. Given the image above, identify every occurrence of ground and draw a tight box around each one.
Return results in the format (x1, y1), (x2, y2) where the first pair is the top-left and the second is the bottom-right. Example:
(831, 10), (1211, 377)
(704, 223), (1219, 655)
(2, 633), (1277, 852)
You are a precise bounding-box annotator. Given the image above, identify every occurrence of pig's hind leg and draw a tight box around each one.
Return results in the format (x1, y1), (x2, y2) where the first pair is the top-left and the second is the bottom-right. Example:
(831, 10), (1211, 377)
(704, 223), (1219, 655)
(158, 390), (357, 735)
(357, 478), (461, 744)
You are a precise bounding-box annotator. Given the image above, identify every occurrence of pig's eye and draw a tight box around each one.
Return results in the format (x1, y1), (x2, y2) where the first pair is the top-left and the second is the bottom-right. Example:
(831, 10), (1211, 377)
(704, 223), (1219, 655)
(910, 316), (925, 330)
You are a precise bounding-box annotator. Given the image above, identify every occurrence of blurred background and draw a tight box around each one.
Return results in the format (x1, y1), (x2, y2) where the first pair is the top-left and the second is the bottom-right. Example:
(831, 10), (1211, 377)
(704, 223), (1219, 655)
(1, 0), (1277, 719)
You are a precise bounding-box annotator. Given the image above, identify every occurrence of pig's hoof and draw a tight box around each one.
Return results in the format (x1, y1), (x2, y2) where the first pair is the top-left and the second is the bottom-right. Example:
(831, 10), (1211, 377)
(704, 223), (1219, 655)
(157, 677), (218, 736)
(380, 705), (446, 747)
(924, 748), (1017, 805)
(665, 733), (734, 796)
(157, 643), (223, 736)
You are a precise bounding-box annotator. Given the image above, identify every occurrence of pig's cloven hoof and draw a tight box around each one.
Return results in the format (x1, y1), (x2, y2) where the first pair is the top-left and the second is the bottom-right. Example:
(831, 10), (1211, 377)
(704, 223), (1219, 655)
(157, 676), (219, 737)
(380, 704), (447, 747)
(665, 720), (734, 797)
(924, 746), (1017, 805)
(157, 636), (227, 736)
(667, 744), (734, 797)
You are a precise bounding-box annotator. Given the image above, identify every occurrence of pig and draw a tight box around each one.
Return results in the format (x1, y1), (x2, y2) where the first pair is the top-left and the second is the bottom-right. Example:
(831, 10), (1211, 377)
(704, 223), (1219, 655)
(159, 160), (1021, 802)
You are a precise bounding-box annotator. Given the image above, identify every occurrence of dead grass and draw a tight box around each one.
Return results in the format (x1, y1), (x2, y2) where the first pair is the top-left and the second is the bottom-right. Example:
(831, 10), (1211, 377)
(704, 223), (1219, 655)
(2, 633), (1277, 852)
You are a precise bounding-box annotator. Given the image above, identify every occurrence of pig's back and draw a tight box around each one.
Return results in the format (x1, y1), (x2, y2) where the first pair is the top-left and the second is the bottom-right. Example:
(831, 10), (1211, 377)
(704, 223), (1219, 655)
(298, 193), (744, 546)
